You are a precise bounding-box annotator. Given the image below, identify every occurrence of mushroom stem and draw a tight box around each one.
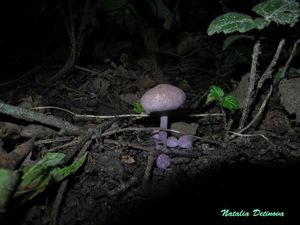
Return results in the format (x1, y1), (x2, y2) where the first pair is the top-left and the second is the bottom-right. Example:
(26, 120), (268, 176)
(159, 113), (168, 143)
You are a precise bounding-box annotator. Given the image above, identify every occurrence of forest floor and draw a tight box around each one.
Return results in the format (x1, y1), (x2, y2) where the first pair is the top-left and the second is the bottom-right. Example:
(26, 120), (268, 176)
(1, 38), (300, 225)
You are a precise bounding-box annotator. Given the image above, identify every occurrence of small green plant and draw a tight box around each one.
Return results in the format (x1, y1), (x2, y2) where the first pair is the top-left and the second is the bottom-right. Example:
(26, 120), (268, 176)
(206, 85), (239, 110)
(134, 100), (144, 114)
(15, 152), (87, 201)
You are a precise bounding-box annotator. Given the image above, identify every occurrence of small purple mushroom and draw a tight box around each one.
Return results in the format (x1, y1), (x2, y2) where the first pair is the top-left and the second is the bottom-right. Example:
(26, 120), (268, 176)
(156, 153), (171, 169)
(178, 135), (193, 148)
(152, 129), (167, 149)
(152, 129), (167, 141)
(141, 84), (186, 144)
(166, 136), (178, 148)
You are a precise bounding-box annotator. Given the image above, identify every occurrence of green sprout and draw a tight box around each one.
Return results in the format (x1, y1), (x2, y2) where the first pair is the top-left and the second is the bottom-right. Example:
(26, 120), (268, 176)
(206, 85), (239, 110)
(134, 100), (144, 114)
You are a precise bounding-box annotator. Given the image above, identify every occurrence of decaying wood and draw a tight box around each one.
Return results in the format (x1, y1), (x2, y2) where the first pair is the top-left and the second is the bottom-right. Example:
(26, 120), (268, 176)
(0, 100), (81, 135)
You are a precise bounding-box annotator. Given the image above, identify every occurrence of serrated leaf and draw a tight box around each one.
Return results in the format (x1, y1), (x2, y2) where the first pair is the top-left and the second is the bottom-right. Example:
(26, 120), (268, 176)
(52, 153), (88, 182)
(209, 85), (225, 99)
(223, 34), (255, 50)
(253, 0), (300, 27)
(219, 96), (240, 110)
(207, 12), (258, 35)
(206, 86), (224, 105)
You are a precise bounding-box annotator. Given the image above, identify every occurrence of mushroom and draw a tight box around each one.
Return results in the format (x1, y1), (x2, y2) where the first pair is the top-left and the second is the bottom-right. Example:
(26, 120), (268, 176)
(152, 129), (167, 141)
(178, 135), (193, 148)
(166, 136), (178, 148)
(156, 153), (171, 169)
(141, 84), (186, 145)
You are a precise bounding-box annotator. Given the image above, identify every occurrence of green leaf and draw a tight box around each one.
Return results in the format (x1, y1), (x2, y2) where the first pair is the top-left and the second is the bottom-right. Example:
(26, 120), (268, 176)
(134, 100), (144, 114)
(26, 173), (52, 200)
(20, 153), (65, 187)
(206, 86), (225, 105)
(253, 0), (300, 27)
(52, 153), (88, 182)
(223, 34), (255, 50)
(254, 17), (270, 29)
(209, 85), (225, 99)
(15, 152), (87, 201)
(207, 12), (259, 35)
(219, 96), (240, 110)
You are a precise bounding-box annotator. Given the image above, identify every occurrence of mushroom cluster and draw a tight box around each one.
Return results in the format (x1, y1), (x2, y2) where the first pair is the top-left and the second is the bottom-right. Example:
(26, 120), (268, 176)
(141, 84), (186, 146)
(166, 135), (193, 149)
(141, 84), (190, 170)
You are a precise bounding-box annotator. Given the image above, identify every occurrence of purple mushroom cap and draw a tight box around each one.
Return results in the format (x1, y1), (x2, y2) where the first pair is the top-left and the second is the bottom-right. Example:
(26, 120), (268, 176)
(152, 129), (167, 149)
(166, 136), (178, 148)
(178, 135), (193, 148)
(141, 84), (186, 113)
(152, 129), (167, 141)
(156, 153), (171, 169)
(141, 84), (186, 144)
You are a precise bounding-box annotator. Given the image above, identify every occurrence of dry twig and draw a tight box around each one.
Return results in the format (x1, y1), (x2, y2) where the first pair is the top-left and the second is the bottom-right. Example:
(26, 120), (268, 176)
(32, 106), (224, 120)
(239, 41), (260, 129)
(278, 38), (300, 82)
(228, 131), (275, 147)
(236, 39), (284, 137)
(230, 85), (273, 139)
(257, 39), (285, 90)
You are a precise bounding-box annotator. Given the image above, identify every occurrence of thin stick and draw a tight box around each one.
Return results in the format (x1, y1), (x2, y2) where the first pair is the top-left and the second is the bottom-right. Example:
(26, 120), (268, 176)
(35, 137), (74, 145)
(32, 106), (224, 119)
(74, 65), (107, 75)
(279, 38), (300, 82)
(257, 39), (285, 89)
(228, 131), (275, 147)
(239, 41), (260, 129)
(230, 85), (273, 139)
(50, 130), (92, 225)
(239, 85), (272, 134)
(50, 179), (68, 225)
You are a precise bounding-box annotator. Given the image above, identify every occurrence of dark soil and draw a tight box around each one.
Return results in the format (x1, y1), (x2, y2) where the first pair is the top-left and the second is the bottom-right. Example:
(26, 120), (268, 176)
(1, 62), (300, 225)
